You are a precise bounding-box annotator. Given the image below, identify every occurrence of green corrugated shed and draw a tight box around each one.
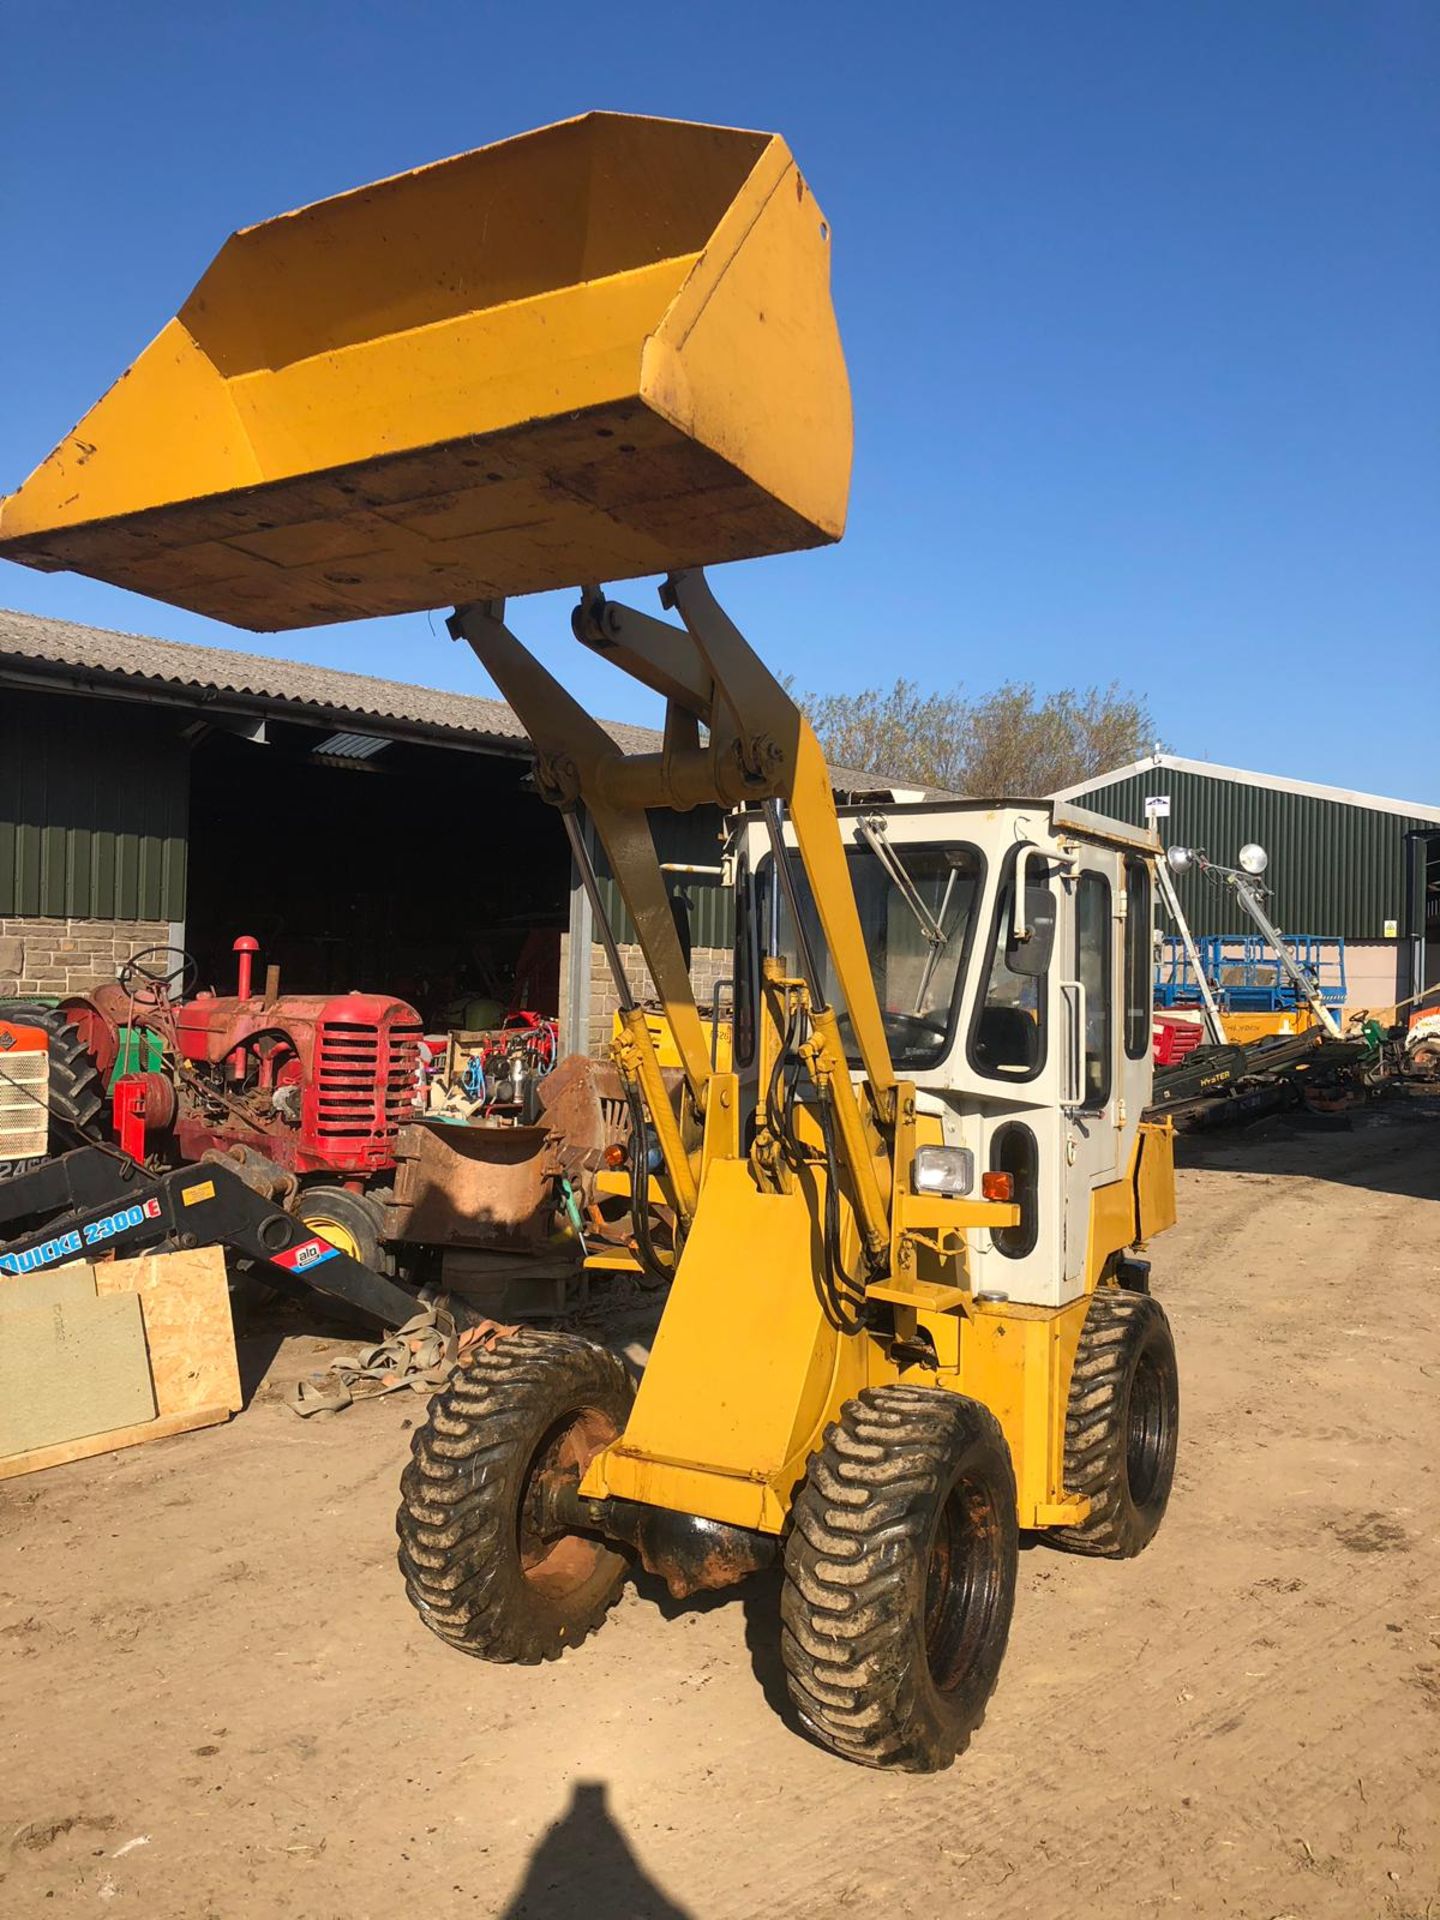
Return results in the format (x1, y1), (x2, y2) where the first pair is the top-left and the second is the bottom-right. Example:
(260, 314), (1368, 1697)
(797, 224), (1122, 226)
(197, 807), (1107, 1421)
(1060, 755), (1440, 940)
(0, 689), (188, 921)
(593, 806), (732, 951)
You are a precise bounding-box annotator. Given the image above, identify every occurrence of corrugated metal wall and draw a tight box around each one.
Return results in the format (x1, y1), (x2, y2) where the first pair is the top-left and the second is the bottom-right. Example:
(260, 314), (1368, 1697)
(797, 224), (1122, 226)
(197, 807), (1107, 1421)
(0, 689), (188, 921)
(1074, 765), (1431, 938)
(593, 805), (732, 950)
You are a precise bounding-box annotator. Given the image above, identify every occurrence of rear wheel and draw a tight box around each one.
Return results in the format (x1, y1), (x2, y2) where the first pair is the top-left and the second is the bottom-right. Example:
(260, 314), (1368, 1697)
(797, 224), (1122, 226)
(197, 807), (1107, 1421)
(0, 1002), (106, 1162)
(781, 1385), (1018, 1772)
(397, 1330), (634, 1663)
(1050, 1288), (1179, 1558)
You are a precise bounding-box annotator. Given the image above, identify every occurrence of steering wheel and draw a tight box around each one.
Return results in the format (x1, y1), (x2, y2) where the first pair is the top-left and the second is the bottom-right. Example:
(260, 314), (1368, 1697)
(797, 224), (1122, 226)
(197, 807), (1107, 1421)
(119, 945), (199, 1005)
(880, 1010), (949, 1045)
(836, 1009), (950, 1058)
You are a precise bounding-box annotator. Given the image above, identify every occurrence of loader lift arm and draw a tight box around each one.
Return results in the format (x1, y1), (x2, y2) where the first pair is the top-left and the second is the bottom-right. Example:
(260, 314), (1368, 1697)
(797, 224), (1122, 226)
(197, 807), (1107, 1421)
(450, 567), (898, 1255)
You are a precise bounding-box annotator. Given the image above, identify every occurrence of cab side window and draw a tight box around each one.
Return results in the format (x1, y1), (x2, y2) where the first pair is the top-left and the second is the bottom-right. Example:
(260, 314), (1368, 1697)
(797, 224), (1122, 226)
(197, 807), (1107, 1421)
(1075, 871), (1112, 1108)
(969, 851), (1050, 1081)
(1123, 855), (1152, 1060)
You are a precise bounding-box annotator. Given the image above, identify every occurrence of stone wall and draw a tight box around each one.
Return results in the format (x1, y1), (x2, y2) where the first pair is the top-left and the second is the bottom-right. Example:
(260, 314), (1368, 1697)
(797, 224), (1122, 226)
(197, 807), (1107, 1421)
(0, 917), (170, 1001)
(567, 937), (733, 1059)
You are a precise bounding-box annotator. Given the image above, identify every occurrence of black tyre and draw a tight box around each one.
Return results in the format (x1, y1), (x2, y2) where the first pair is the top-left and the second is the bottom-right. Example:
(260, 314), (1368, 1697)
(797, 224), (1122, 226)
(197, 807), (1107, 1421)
(294, 1183), (392, 1274)
(397, 1330), (634, 1664)
(0, 1002), (106, 1163)
(781, 1385), (1018, 1772)
(1050, 1288), (1179, 1559)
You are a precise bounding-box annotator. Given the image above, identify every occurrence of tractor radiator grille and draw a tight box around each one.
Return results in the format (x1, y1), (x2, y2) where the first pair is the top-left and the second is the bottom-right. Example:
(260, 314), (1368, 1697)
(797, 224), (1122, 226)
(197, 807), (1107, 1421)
(0, 1049), (50, 1165)
(315, 1021), (424, 1141)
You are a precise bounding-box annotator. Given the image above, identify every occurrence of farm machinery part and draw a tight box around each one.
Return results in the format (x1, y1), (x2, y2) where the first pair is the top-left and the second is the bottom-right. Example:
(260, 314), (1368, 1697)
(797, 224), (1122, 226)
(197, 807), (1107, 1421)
(0, 1143), (423, 1328)
(2, 111), (1182, 1773)
(1160, 842), (1345, 1039)
(0, 1003), (107, 1169)
(1147, 1025), (1371, 1130)
(424, 1014), (561, 1125)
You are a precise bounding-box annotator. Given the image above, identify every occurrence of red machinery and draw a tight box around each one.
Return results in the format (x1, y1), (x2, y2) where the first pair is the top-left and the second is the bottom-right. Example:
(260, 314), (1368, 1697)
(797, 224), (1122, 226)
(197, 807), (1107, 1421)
(1152, 1010), (1206, 1070)
(61, 937), (425, 1186)
(49, 939), (639, 1316)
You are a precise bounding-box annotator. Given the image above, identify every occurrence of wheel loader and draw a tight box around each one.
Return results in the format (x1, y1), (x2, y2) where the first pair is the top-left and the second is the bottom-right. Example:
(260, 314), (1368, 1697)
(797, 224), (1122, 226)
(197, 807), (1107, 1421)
(0, 110), (1180, 1771)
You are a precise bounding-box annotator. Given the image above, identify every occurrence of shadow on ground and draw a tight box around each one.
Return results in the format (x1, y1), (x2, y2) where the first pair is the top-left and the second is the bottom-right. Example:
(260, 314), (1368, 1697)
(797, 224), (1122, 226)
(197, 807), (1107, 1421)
(230, 1289), (375, 1406)
(498, 1780), (693, 1918)
(1176, 1097), (1440, 1202)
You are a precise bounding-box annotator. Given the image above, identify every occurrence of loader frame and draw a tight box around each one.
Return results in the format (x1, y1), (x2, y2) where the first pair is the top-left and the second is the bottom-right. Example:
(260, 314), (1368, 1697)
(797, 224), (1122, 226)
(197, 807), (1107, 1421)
(451, 571), (1174, 1539)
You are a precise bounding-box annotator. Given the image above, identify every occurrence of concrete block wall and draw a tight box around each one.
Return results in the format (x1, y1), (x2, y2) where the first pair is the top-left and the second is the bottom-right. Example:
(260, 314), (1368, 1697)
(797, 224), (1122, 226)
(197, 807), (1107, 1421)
(0, 917), (169, 1000)
(1341, 939), (1402, 1018)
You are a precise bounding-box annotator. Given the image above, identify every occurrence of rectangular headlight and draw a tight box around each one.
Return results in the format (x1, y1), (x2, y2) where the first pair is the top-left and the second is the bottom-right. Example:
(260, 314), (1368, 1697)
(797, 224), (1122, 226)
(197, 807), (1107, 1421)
(912, 1145), (974, 1197)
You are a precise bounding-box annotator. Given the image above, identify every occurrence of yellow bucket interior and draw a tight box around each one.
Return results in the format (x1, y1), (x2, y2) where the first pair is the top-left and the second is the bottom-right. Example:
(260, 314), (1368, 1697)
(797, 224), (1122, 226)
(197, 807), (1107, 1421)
(0, 113), (852, 630)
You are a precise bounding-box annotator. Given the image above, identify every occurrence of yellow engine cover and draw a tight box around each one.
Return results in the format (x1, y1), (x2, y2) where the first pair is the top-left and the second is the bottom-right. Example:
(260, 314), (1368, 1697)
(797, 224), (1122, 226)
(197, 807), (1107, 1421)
(0, 113), (852, 630)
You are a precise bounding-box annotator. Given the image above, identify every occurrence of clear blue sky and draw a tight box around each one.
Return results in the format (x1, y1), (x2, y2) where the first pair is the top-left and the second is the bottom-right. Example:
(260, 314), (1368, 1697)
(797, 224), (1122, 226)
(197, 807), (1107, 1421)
(2, 2), (1436, 797)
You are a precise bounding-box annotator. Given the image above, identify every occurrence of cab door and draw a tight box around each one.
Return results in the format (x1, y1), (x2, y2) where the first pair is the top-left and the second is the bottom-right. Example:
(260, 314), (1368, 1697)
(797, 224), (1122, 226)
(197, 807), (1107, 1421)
(1060, 850), (1125, 1290)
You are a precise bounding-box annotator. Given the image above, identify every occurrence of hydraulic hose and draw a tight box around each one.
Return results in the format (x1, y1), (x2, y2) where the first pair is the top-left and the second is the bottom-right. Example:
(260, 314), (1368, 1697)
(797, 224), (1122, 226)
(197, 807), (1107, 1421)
(625, 1080), (677, 1288)
(815, 1090), (870, 1334)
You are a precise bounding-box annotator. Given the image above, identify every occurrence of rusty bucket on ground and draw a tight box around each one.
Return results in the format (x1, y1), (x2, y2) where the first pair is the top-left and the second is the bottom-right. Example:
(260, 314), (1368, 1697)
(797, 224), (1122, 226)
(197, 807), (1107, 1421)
(0, 113), (852, 631)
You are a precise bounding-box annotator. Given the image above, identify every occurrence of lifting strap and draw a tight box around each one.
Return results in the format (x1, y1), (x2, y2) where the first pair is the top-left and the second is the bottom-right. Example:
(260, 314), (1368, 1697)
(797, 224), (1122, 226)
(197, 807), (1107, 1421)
(287, 1303), (517, 1417)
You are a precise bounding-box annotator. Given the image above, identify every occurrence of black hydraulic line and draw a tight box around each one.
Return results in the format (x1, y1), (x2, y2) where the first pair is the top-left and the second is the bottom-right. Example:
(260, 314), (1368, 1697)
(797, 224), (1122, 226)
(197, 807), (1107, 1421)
(766, 1001), (809, 1175)
(814, 1091), (869, 1334)
(625, 1081), (676, 1286)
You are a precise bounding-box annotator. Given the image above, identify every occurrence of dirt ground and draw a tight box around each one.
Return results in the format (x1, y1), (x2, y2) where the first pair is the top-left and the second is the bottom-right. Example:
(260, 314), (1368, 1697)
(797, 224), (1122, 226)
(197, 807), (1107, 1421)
(3, 1108), (1439, 1920)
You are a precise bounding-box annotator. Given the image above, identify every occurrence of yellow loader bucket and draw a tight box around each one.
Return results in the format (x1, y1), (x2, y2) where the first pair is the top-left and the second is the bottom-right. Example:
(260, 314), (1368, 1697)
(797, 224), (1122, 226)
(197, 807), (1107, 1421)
(0, 113), (851, 631)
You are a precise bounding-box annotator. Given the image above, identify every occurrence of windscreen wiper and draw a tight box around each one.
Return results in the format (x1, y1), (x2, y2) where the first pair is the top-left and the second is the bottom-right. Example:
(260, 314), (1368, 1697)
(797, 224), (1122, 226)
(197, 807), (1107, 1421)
(855, 814), (959, 1015)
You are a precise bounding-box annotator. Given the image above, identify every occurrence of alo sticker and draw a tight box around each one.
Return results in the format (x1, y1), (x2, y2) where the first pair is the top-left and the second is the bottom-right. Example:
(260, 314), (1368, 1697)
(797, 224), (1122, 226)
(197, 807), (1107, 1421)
(271, 1238), (341, 1273)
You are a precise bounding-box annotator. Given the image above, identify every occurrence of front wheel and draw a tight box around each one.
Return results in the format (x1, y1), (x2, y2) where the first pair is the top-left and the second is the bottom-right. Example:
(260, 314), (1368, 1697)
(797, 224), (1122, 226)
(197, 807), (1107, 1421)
(397, 1331), (634, 1664)
(781, 1386), (1018, 1772)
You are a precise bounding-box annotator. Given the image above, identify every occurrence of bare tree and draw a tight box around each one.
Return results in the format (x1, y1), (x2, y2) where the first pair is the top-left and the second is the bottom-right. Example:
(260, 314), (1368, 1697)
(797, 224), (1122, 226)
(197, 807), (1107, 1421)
(795, 677), (1154, 795)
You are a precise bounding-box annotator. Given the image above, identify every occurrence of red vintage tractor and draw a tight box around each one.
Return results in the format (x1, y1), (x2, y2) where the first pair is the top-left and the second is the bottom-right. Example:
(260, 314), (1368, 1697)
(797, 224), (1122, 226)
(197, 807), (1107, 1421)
(58, 937), (425, 1267)
(28, 938), (648, 1318)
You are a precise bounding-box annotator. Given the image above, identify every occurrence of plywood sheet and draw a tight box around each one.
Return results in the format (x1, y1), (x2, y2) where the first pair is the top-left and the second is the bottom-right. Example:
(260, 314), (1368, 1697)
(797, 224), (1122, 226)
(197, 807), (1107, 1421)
(0, 1404), (232, 1481)
(97, 1247), (242, 1417)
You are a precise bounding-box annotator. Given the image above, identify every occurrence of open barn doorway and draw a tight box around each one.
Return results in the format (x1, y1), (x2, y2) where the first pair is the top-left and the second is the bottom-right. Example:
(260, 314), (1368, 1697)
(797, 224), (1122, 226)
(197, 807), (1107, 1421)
(184, 721), (569, 1031)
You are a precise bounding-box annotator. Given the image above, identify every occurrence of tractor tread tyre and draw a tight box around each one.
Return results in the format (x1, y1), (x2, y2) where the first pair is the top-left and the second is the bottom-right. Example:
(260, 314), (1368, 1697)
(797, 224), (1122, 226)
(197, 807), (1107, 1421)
(781, 1385), (1018, 1773)
(397, 1330), (634, 1666)
(2, 1002), (106, 1149)
(1050, 1288), (1179, 1560)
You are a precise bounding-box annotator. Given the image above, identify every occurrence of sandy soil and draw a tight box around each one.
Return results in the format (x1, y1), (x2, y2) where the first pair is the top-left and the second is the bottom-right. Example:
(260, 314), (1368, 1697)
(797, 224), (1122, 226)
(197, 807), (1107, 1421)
(3, 1109), (1438, 1920)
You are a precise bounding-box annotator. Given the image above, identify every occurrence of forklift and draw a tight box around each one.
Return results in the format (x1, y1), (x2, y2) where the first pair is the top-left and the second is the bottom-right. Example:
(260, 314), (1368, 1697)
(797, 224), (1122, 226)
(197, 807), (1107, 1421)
(0, 111), (1180, 1771)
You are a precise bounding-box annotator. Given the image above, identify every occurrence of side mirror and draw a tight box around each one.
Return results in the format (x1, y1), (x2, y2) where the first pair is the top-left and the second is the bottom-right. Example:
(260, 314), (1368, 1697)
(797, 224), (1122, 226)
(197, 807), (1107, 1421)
(1007, 851), (1056, 977)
